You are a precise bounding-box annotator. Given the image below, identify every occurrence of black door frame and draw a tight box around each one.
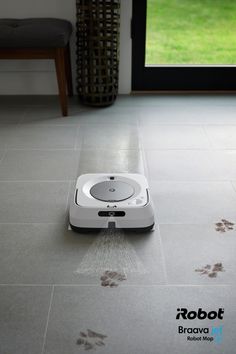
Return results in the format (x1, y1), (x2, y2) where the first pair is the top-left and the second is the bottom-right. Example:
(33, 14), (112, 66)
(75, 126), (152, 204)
(132, 0), (236, 91)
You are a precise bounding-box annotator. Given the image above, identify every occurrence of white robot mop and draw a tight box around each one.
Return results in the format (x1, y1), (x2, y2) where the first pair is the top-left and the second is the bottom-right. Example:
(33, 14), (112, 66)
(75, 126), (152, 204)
(69, 173), (155, 232)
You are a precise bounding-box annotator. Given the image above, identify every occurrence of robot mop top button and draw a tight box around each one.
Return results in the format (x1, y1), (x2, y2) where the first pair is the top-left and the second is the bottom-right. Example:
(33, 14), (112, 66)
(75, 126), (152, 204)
(90, 180), (134, 202)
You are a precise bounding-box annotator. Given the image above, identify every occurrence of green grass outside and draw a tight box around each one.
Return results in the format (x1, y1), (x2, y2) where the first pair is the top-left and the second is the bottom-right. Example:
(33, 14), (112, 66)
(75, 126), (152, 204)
(146, 0), (236, 64)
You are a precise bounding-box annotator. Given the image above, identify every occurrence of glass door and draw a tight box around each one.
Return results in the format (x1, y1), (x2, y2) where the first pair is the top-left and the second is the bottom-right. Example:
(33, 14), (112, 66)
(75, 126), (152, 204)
(132, 0), (236, 91)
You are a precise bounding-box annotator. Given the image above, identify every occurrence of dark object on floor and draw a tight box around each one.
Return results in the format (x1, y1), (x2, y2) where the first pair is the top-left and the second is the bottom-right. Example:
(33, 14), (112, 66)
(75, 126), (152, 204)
(76, 0), (120, 107)
(100, 270), (127, 287)
(0, 18), (73, 116)
(195, 262), (225, 278)
(215, 219), (234, 233)
(76, 329), (107, 350)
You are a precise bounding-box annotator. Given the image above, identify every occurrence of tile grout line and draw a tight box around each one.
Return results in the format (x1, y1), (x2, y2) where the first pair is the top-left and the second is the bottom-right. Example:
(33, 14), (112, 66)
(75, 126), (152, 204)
(41, 285), (54, 354)
(5, 148), (81, 152)
(0, 147), (148, 152)
(0, 180), (75, 183)
(2, 147), (145, 151)
(143, 125), (169, 287)
(0, 284), (53, 287)
(0, 222), (67, 225)
(149, 180), (236, 184)
(140, 122), (236, 127)
(74, 148), (82, 179)
(18, 107), (30, 124)
(156, 223), (169, 285)
(137, 113), (150, 179)
(0, 149), (7, 167)
(230, 180), (236, 196)
(74, 124), (81, 150)
(65, 180), (72, 216)
(141, 149), (150, 180)
(143, 147), (216, 151)
(140, 150), (149, 178)
(0, 283), (231, 287)
(5, 108), (28, 126)
(137, 116), (145, 153)
(201, 125), (215, 151)
(141, 147), (236, 151)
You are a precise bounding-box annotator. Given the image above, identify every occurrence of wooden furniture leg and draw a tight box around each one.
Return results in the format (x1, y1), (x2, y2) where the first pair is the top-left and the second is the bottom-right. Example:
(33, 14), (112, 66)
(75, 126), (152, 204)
(55, 47), (68, 116)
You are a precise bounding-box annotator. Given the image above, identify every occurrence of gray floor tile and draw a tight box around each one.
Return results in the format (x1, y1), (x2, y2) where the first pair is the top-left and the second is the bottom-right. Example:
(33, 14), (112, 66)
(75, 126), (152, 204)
(86, 105), (140, 115)
(146, 150), (223, 181)
(1, 94), (236, 354)
(4, 124), (78, 149)
(0, 150), (80, 181)
(0, 285), (52, 354)
(0, 181), (69, 223)
(21, 106), (86, 125)
(0, 224), (164, 285)
(204, 106), (236, 125)
(0, 106), (26, 124)
(69, 227), (165, 286)
(146, 150), (236, 182)
(29, 106), (138, 125)
(205, 125), (236, 149)
(0, 150), (5, 163)
(0, 124), (17, 149)
(76, 124), (140, 150)
(208, 151), (236, 180)
(139, 105), (236, 126)
(151, 181), (236, 224)
(0, 223), (92, 284)
(77, 149), (144, 175)
(231, 181), (236, 192)
(141, 125), (211, 150)
(139, 106), (207, 125)
(44, 285), (235, 354)
(78, 111), (139, 125)
(160, 224), (236, 285)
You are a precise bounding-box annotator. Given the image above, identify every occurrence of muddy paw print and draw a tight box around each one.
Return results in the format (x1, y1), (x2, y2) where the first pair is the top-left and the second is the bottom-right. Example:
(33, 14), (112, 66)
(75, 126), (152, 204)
(215, 219), (234, 233)
(100, 270), (127, 288)
(77, 329), (107, 350)
(195, 262), (225, 278)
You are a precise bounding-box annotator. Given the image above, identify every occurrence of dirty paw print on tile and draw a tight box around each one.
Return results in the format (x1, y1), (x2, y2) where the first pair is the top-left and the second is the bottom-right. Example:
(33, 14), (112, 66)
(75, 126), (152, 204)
(215, 219), (234, 233)
(77, 329), (107, 350)
(195, 263), (225, 278)
(100, 270), (127, 288)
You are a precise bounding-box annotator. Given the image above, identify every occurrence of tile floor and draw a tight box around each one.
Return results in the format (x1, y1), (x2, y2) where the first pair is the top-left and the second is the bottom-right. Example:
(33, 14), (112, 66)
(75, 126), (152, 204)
(0, 94), (236, 353)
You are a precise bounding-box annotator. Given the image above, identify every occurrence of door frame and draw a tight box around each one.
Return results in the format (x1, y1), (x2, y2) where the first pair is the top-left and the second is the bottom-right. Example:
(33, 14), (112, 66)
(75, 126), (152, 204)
(132, 0), (236, 91)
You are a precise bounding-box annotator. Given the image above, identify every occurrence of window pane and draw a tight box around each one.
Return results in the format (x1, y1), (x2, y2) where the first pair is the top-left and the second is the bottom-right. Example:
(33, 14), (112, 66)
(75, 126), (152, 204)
(146, 0), (236, 65)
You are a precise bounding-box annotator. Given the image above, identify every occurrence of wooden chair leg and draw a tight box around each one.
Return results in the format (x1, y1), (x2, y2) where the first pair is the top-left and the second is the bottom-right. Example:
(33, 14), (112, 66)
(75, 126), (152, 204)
(65, 43), (73, 97)
(55, 47), (68, 116)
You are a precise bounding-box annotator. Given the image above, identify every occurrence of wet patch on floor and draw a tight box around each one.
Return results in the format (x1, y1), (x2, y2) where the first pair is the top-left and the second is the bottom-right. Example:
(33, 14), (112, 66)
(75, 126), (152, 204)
(100, 270), (127, 288)
(76, 329), (107, 350)
(215, 219), (234, 233)
(75, 229), (146, 276)
(195, 263), (225, 278)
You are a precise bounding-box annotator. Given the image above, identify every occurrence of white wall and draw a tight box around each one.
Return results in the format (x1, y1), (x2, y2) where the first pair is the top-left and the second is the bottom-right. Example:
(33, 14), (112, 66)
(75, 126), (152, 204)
(0, 0), (132, 94)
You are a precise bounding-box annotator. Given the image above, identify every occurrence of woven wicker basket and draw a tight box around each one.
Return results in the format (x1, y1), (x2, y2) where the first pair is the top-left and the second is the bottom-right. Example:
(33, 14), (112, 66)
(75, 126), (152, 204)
(76, 0), (120, 106)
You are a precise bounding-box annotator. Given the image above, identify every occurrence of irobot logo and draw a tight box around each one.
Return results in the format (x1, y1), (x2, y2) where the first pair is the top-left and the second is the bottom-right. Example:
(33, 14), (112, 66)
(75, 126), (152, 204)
(176, 308), (224, 344)
(176, 308), (224, 320)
